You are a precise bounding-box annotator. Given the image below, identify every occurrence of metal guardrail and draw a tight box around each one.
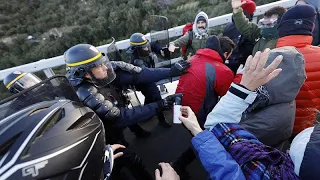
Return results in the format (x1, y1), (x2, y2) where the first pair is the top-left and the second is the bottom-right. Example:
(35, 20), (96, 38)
(0, 0), (296, 80)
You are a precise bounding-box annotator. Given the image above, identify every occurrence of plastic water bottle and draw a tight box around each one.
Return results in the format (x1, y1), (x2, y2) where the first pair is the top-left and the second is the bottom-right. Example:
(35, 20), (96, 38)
(173, 95), (182, 124)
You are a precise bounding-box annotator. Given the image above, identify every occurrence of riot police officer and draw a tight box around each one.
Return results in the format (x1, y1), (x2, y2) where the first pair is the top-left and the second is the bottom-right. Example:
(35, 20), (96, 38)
(64, 44), (190, 180)
(127, 32), (171, 130)
(3, 71), (41, 94)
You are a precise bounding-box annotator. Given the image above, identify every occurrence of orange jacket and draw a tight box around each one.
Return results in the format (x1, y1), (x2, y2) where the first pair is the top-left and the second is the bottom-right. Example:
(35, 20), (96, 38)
(277, 35), (320, 134)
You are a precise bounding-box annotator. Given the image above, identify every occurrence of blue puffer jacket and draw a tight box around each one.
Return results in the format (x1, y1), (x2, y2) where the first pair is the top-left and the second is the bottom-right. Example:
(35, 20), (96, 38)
(192, 130), (245, 180)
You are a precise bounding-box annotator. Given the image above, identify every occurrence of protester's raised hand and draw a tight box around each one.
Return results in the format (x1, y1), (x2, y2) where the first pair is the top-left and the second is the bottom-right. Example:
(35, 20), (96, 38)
(179, 106), (202, 136)
(155, 163), (180, 180)
(240, 48), (283, 91)
(232, 0), (246, 13)
(110, 144), (125, 159)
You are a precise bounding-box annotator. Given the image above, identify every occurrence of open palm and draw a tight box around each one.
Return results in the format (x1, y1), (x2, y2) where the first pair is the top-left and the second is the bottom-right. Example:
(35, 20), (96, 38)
(232, 0), (246, 9)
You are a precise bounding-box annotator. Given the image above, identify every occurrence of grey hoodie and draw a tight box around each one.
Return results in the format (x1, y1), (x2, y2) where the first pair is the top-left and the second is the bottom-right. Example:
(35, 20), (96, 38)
(170, 11), (209, 56)
(240, 46), (306, 150)
(192, 11), (209, 39)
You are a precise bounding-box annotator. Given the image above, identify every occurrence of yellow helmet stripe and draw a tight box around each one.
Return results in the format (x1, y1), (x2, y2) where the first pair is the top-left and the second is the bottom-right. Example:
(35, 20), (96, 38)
(6, 73), (26, 88)
(66, 53), (102, 67)
(130, 40), (148, 45)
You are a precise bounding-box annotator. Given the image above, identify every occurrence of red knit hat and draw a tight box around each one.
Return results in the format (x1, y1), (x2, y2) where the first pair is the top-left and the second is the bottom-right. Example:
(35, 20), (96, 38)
(241, 0), (256, 15)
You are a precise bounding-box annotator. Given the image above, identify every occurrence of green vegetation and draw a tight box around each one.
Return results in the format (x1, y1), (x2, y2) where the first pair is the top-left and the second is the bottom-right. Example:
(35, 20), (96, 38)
(0, 0), (277, 99)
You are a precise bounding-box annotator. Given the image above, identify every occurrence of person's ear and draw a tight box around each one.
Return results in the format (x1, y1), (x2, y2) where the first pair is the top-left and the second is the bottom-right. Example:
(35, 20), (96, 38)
(224, 52), (229, 59)
(225, 49), (233, 59)
(84, 73), (91, 79)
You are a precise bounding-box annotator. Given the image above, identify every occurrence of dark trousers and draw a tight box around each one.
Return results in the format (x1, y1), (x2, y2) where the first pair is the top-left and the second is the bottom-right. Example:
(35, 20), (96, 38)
(129, 82), (165, 132)
(110, 148), (153, 180)
(172, 147), (196, 172)
(172, 116), (208, 177)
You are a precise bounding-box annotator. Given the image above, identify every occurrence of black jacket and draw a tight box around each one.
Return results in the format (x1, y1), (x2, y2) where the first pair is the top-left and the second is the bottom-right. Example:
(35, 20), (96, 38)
(74, 63), (172, 143)
(223, 22), (255, 74)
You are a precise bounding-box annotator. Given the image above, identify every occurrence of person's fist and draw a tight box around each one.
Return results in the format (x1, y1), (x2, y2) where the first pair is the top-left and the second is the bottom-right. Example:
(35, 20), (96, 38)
(110, 144), (126, 159)
(155, 163), (180, 180)
(179, 106), (202, 136)
(170, 61), (191, 77)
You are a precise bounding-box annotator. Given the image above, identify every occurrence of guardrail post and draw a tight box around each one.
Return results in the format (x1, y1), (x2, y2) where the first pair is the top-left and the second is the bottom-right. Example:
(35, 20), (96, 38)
(43, 68), (55, 78)
(252, 16), (258, 24)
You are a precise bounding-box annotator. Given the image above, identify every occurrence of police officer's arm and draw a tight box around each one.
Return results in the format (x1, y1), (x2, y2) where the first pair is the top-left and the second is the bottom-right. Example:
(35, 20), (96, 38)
(150, 42), (162, 54)
(233, 8), (260, 41)
(76, 84), (163, 127)
(133, 59), (148, 68)
(112, 61), (190, 86)
(117, 102), (162, 127)
(113, 68), (172, 86)
(170, 32), (190, 47)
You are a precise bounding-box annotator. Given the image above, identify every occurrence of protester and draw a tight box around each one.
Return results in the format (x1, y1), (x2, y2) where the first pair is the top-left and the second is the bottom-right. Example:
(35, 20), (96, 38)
(231, 0), (286, 55)
(240, 46), (306, 150)
(276, 4), (320, 136)
(179, 49), (315, 179)
(168, 11), (209, 57)
(296, 0), (320, 46)
(173, 35), (240, 178)
(176, 36), (239, 126)
(223, 0), (256, 74)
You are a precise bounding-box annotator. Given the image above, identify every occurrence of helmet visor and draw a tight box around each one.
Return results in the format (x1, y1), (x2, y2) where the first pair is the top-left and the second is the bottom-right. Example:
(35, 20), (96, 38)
(11, 73), (41, 92)
(86, 56), (116, 87)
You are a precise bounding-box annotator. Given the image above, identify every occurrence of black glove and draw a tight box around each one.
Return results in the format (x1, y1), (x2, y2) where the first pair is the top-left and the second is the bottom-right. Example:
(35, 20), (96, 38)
(157, 94), (176, 110)
(170, 60), (191, 77)
(160, 47), (170, 58)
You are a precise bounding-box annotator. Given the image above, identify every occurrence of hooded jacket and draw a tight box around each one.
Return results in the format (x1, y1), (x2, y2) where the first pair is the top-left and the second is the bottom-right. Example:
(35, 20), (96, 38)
(203, 83), (299, 179)
(277, 35), (320, 134)
(233, 8), (278, 55)
(239, 47), (306, 150)
(170, 12), (209, 56)
(297, 0), (320, 45)
(202, 82), (320, 179)
(191, 130), (246, 180)
(176, 37), (241, 126)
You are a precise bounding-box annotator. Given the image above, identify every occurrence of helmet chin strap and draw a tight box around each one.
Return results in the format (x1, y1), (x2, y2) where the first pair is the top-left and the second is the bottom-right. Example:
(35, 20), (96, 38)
(87, 71), (107, 87)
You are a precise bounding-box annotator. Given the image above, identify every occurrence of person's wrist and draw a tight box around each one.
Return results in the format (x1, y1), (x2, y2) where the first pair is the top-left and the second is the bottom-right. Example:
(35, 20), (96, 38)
(233, 7), (239, 14)
(239, 81), (255, 91)
(191, 126), (203, 136)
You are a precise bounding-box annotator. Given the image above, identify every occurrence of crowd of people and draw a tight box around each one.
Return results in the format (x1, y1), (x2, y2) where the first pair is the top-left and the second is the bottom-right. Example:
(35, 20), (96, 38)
(2, 0), (320, 179)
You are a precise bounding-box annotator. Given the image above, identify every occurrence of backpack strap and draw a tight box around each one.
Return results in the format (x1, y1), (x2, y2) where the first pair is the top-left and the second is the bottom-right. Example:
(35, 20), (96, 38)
(186, 31), (194, 52)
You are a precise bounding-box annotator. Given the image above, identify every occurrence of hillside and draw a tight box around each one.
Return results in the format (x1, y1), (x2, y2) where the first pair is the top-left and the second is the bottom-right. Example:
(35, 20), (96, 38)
(0, 0), (277, 69)
(0, 0), (277, 99)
